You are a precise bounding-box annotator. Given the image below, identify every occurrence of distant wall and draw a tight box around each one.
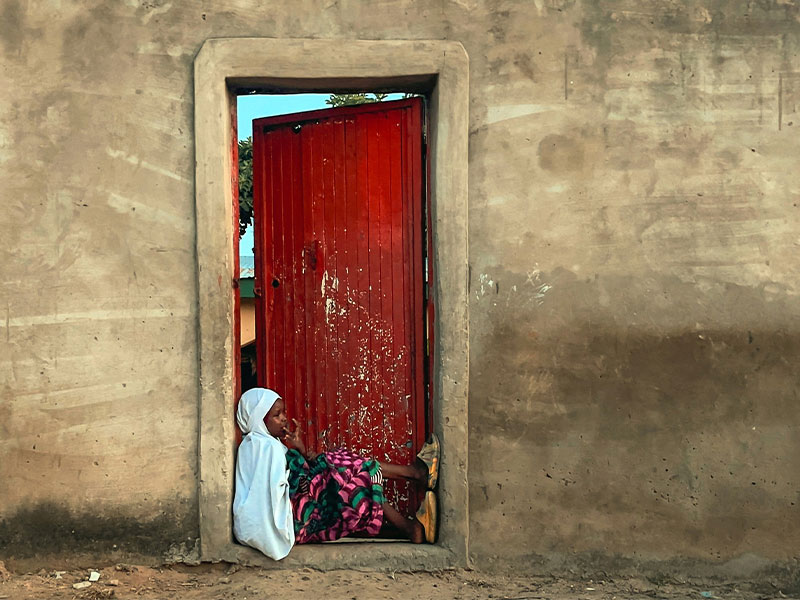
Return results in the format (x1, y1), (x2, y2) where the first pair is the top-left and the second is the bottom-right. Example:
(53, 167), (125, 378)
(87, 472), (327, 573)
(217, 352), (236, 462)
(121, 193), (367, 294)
(241, 299), (255, 347)
(2, 0), (800, 576)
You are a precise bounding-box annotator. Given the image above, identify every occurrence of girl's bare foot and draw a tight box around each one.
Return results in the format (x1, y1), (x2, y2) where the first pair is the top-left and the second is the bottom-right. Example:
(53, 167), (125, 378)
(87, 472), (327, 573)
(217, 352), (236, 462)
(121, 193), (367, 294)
(380, 461), (427, 485)
(410, 519), (425, 544)
(382, 502), (425, 543)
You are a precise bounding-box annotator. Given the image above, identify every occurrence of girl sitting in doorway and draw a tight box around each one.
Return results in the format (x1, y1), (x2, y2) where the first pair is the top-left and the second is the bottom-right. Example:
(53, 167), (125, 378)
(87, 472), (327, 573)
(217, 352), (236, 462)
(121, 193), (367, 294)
(233, 387), (439, 560)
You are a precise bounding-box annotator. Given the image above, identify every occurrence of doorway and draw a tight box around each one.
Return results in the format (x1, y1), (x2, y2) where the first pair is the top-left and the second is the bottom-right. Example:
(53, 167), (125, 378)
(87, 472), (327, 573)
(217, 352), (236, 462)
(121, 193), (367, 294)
(193, 37), (469, 566)
(249, 98), (429, 517)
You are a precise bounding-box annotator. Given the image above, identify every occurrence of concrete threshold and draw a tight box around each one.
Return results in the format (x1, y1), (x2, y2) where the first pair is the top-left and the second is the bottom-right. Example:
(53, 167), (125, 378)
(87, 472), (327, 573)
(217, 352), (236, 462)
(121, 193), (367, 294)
(227, 541), (456, 571)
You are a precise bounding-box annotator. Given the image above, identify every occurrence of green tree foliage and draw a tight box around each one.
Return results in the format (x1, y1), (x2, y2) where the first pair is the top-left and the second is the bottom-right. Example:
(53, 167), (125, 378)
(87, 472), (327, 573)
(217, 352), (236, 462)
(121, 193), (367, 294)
(238, 136), (253, 238)
(326, 92), (388, 107)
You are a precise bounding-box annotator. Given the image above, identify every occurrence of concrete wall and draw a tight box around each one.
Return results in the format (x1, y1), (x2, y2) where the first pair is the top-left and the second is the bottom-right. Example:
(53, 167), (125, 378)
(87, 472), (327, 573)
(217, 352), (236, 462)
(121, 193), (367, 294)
(2, 0), (800, 575)
(464, 2), (800, 576)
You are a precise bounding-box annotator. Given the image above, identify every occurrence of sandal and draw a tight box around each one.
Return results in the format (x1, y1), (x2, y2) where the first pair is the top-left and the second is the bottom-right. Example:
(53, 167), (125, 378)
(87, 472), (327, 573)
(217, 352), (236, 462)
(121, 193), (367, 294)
(415, 490), (438, 544)
(416, 433), (440, 490)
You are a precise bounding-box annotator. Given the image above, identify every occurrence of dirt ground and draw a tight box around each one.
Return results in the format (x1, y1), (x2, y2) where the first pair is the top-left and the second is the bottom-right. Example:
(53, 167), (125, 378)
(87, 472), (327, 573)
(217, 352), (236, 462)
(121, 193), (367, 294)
(0, 561), (797, 600)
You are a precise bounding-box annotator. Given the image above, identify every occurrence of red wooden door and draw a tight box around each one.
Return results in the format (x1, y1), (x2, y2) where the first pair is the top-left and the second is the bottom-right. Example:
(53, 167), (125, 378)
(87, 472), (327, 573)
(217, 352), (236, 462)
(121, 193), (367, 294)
(252, 98), (427, 516)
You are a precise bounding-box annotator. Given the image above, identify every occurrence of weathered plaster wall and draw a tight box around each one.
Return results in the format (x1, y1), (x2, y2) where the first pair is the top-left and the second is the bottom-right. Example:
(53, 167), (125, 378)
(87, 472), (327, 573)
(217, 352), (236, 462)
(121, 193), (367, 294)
(1, 0), (799, 574)
(464, 1), (800, 576)
(0, 0), (204, 556)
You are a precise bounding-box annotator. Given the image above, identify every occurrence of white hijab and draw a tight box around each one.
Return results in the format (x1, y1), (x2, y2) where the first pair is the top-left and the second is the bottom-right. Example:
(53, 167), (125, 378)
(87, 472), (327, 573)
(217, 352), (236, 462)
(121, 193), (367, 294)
(233, 387), (295, 559)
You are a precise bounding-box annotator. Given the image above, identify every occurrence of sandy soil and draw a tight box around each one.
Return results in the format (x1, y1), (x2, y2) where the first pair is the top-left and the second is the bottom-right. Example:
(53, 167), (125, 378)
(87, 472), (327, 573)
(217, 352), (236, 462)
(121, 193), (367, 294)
(0, 561), (795, 600)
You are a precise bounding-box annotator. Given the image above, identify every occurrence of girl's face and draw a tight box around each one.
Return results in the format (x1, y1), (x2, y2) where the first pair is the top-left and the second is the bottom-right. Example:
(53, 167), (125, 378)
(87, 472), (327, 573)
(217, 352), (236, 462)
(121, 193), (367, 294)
(264, 398), (288, 438)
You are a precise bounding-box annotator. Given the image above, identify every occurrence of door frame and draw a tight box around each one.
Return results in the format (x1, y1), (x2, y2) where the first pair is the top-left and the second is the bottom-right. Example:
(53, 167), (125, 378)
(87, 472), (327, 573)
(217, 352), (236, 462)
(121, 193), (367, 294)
(194, 38), (469, 568)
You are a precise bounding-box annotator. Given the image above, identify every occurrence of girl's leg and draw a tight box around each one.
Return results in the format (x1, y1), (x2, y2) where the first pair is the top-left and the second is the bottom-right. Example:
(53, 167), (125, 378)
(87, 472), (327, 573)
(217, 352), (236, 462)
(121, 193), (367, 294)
(382, 502), (424, 544)
(380, 460), (426, 484)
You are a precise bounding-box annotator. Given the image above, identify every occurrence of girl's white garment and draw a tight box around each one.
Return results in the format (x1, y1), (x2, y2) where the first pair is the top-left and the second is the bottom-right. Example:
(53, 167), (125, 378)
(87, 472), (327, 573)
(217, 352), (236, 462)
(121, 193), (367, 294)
(233, 388), (295, 560)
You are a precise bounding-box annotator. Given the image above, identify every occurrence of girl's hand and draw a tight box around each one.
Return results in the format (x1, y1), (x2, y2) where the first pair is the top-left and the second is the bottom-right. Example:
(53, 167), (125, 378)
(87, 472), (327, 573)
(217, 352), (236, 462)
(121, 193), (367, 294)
(282, 419), (307, 456)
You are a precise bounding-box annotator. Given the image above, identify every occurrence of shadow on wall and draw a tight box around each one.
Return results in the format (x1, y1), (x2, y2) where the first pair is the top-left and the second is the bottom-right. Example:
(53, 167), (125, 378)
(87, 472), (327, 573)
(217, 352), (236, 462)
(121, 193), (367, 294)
(0, 500), (198, 559)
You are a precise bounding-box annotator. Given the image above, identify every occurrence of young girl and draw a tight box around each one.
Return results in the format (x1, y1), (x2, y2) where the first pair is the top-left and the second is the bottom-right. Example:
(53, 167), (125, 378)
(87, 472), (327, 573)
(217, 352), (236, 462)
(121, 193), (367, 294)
(233, 387), (439, 559)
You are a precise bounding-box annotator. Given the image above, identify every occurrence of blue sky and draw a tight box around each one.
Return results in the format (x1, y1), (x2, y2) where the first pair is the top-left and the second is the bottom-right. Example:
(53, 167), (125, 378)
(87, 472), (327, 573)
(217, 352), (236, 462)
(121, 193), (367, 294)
(238, 94), (334, 257)
(238, 93), (402, 257)
(238, 94), (332, 141)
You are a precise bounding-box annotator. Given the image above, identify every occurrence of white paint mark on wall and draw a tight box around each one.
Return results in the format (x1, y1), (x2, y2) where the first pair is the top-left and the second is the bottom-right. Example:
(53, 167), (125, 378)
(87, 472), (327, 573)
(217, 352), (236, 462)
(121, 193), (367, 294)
(525, 265), (552, 306)
(451, 0), (479, 10)
(534, 283), (552, 302)
(526, 267), (542, 287)
(136, 40), (187, 57)
(486, 104), (557, 125)
(6, 306), (190, 328)
(106, 192), (190, 230)
(476, 273), (495, 299)
(503, 265), (553, 307)
(141, 3), (175, 26)
(106, 148), (191, 184)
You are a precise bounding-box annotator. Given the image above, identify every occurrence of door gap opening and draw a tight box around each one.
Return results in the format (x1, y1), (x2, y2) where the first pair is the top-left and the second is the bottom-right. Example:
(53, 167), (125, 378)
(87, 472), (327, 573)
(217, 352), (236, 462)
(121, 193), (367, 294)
(233, 90), (432, 543)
